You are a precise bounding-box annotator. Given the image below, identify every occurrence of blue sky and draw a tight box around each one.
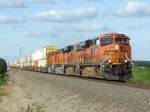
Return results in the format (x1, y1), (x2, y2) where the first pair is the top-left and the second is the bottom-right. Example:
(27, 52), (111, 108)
(0, 0), (150, 62)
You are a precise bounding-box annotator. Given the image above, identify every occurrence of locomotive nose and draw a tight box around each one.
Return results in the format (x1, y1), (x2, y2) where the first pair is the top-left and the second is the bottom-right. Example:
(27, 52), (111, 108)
(111, 44), (129, 63)
(115, 44), (127, 51)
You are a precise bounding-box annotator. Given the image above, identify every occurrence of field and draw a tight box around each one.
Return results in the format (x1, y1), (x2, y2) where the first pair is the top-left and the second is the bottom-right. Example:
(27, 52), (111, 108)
(0, 74), (8, 97)
(0, 74), (6, 86)
(129, 61), (150, 84)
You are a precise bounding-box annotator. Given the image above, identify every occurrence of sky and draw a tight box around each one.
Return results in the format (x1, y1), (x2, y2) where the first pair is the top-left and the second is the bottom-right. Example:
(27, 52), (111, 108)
(0, 0), (150, 62)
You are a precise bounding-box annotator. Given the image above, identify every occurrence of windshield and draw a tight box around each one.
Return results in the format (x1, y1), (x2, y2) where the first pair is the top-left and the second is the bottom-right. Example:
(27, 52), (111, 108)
(115, 38), (129, 44)
(100, 38), (113, 46)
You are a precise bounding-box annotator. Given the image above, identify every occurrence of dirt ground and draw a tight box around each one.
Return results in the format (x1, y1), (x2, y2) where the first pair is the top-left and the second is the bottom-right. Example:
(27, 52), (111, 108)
(0, 69), (150, 112)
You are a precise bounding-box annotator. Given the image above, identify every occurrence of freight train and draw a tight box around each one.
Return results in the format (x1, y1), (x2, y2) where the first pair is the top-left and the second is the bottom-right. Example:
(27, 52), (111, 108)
(10, 33), (133, 81)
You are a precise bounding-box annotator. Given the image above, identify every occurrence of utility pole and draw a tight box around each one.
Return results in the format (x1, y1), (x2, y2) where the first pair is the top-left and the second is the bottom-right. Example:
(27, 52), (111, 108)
(20, 46), (22, 58)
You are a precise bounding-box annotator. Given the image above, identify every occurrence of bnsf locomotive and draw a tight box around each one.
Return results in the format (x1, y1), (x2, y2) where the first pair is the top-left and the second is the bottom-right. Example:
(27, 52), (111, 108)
(10, 33), (133, 81)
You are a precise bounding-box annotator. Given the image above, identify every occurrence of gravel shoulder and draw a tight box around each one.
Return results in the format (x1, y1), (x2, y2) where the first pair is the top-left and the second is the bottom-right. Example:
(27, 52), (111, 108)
(0, 69), (150, 112)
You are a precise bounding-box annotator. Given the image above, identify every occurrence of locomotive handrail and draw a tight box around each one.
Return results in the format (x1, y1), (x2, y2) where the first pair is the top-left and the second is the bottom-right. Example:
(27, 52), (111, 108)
(100, 59), (107, 72)
(125, 53), (131, 62)
(125, 53), (134, 65)
(100, 54), (109, 70)
(125, 53), (135, 73)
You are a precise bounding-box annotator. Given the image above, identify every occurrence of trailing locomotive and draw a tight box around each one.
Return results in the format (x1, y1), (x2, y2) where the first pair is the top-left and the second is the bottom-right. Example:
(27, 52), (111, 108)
(10, 33), (133, 81)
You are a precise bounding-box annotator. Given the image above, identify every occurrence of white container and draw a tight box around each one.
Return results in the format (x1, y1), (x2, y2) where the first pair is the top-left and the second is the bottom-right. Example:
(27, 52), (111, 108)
(27, 62), (31, 67)
(38, 59), (46, 67)
(24, 63), (27, 67)
(20, 57), (25, 63)
(27, 54), (32, 62)
(11, 46), (58, 68)
(31, 61), (34, 67)
(20, 63), (24, 68)
(32, 48), (46, 61)
(32, 46), (58, 61)
(42, 60), (46, 67)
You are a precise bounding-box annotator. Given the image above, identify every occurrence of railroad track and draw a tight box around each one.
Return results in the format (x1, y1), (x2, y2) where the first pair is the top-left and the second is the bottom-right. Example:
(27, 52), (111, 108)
(12, 69), (150, 90)
(96, 79), (150, 90)
(51, 73), (150, 90)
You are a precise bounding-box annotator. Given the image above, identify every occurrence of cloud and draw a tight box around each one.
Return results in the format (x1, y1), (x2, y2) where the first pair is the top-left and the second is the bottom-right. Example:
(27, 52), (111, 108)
(73, 23), (108, 32)
(26, 30), (61, 37)
(128, 24), (150, 30)
(0, 0), (27, 8)
(114, 1), (150, 17)
(32, 8), (98, 22)
(0, 0), (98, 9)
(32, 0), (68, 4)
(26, 32), (44, 37)
(0, 16), (26, 24)
(26, 23), (109, 38)
(32, 0), (98, 4)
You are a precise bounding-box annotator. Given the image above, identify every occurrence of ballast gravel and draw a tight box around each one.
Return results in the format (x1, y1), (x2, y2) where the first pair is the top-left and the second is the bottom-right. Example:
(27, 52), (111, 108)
(0, 69), (150, 112)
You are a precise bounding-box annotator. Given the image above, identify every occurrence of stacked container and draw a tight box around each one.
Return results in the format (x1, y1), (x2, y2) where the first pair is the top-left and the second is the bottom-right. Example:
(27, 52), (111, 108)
(10, 46), (58, 72)
(31, 46), (58, 71)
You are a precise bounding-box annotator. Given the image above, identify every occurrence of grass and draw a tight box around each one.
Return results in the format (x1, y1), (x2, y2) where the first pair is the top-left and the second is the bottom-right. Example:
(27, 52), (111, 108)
(0, 74), (6, 86)
(0, 74), (9, 96)
(0, 87), (9, 96)
(129, 66), (150, 84)
(18, 103), (46, 112)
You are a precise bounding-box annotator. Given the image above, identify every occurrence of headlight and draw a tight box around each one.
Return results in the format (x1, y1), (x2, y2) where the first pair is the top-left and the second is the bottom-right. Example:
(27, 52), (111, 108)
(115, 45), (119, 50)
(125, 60), (128, 63)
(108, 60), (112, 63)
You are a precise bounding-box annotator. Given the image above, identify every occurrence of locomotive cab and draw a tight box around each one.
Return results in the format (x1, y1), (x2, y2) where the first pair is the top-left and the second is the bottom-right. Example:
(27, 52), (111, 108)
(97, 33), (131, 63)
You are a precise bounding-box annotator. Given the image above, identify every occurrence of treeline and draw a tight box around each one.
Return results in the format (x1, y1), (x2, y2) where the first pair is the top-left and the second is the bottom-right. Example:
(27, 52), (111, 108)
(0, 58), (7, 86)
(134, 61), (150, 68)
(0, 58), (7, 75)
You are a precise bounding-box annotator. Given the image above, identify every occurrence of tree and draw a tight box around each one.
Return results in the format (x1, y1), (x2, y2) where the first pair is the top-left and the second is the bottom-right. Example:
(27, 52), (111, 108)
(0, 58), (7, 74)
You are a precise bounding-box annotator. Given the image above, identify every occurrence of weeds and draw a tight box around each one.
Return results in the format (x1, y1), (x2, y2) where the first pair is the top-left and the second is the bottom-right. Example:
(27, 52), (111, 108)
(0, 74), (6, 86)
(0, 88), (9, 96)
(18, 103), (46, 112)
(130, 66), (150, 84)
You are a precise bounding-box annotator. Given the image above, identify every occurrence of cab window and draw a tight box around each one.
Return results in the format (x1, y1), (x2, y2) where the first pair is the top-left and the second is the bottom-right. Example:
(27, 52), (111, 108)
(115, 38), (129, 44)
(100, 38), (113, 46)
